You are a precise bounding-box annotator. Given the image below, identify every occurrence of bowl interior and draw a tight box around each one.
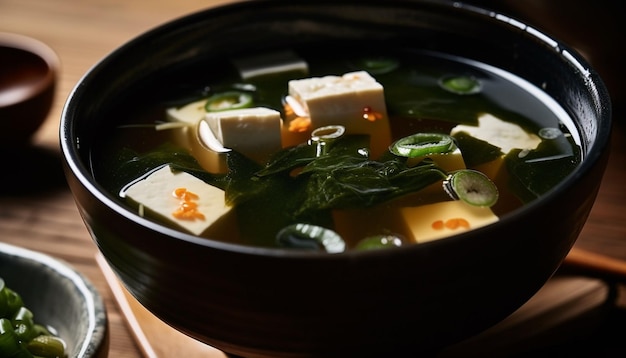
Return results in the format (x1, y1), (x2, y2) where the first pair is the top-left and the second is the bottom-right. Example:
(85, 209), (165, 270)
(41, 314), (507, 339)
(0, 243), (108, 358)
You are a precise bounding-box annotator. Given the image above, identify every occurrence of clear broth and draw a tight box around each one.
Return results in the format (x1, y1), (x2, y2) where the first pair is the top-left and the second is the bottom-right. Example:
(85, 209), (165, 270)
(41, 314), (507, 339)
(90, 46), (581, 250)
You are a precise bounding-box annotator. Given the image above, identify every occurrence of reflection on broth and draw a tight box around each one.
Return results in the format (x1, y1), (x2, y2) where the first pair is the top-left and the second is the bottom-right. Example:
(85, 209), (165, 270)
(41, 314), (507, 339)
(92, 46), (581, 252)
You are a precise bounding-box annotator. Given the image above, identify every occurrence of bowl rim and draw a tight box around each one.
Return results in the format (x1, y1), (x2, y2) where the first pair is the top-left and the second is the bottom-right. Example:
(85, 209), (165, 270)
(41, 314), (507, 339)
(60, 0), (613, 259)
(0, 242), (107, 358)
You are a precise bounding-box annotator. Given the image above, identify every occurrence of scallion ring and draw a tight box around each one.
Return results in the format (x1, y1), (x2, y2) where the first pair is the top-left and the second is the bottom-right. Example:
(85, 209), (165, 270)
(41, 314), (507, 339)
(311, 125), (345, 140)
(310, 125), (346, 156)
(439, 75), (482, 95)
(350, 56), (399, 74)
(356, 234), (403, 251)
(204, 91), (253, 112)
(276, 223), (345, 253)
(389, 133), (455, 158)
(443, 169), (499, 207)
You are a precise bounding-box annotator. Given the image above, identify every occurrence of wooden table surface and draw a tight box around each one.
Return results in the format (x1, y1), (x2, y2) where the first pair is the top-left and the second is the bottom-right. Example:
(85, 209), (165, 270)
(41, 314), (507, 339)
(1, 1), (625, 357)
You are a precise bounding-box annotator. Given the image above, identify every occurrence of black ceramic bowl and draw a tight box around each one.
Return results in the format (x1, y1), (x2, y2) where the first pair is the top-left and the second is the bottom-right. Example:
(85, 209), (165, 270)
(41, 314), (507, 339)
(0, 243), (108, 358)
(60, 1), (612, 357)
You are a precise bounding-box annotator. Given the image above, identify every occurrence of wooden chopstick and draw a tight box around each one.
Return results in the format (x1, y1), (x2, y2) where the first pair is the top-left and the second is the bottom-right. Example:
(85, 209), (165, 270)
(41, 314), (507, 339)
(563, 247), (626, 283)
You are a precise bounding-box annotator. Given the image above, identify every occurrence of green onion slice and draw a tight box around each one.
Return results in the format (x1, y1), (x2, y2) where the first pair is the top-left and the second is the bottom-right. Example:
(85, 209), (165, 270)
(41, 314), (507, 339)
(276, 223), (345, 253)
(444, 169), (499, 207)
(350, 56), (399, 74)
(439, 75), (482, 95)
(355, 234), (403, 251)
(389, 133), (455, 158)
(311, 125), (345, 140)
(204, 91), (253, 112)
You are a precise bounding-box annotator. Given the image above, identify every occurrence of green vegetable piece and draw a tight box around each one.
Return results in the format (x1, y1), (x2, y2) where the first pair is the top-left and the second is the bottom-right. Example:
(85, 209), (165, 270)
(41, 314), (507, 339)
(444, 169), (499, 207)
(389, 133), (455, 158)
(255, 142), (319, 178)
(451, 131), (503, 167)
(0, 279), (24, 318)
(276, 223), (345, 253)
(204, 91), (253, 112)
(439, 75), (482, 95)
(32, 324), (53, 337)
(27, 335), (66, 358)
(310, 125), (346, 156)
(356, 234), (404, 251)
(0, 318), (31, 358)
(257, 134), (369, 178)
(350, 56), (399, 74)
(12, 306), (37, 343)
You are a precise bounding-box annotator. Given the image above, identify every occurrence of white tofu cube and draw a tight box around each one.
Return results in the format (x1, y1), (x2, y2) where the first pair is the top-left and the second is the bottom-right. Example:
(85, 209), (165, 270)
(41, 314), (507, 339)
(203, 107), (282, 165)
(451, 113), (541, 154)
(123, 165), (231, 236)
(288, 71), (392, 158)
(401, 200), (499, 243)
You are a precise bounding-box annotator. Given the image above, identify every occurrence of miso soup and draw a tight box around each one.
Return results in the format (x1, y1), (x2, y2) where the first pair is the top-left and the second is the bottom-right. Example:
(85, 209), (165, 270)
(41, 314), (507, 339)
(91, 45), (581, 252)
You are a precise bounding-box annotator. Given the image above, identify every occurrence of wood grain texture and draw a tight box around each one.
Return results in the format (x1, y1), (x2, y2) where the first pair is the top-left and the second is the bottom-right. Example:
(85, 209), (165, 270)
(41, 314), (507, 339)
(1, 0), (625, 357)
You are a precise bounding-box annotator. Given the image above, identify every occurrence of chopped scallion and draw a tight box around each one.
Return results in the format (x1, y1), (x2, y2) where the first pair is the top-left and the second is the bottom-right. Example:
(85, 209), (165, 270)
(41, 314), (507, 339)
(443, 169), (499, 207)
(356, 234), (403, 250)
(439, 75), (482, 95)
(204, 91), (253, 112)
(276, 223), (345, 253)
(389, 133), (455, 158)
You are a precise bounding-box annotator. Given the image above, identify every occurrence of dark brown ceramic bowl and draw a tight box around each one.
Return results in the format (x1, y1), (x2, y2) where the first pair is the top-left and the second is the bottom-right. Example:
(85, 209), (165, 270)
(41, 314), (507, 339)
(0, 32), (58, 145)
(60, 1), (612, 357)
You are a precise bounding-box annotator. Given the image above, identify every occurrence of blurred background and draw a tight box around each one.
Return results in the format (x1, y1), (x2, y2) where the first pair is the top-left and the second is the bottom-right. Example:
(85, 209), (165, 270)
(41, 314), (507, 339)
(469, 0), (625, 114)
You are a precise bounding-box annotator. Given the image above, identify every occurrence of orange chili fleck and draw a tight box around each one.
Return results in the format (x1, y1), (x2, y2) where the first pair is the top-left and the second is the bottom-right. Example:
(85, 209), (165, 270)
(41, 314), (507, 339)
(172, 187), (205, 221)
(456, 218), (470, 229)
(445, 218), (470, 230)
(445, 218), (460, 230)
(431, 220), (445, 230)
(432, 218), (470, 231)
(362, 106), (383, 122)
(288, 116), (312, 133)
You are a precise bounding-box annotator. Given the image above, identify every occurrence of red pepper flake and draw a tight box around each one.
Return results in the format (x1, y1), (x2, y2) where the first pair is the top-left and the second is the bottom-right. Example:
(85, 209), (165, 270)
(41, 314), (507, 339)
(362, 106), (383, 122)
(172, 187), (205, 221)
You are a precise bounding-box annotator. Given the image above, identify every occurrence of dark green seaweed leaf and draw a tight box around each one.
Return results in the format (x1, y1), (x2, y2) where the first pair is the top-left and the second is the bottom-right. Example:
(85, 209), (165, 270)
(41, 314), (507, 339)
(297, 155), (447, 215)
(256, 134), (370, 177)
(223, 135), (448, 220)
(255, 142), (319, 177)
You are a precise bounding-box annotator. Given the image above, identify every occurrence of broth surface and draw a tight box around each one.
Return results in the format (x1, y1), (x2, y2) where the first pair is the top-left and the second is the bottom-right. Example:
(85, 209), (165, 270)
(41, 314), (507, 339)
(91, 46), (581, 250)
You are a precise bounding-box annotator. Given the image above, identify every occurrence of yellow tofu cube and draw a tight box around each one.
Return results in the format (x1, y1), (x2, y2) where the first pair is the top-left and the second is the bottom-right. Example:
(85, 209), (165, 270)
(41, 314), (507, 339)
(401, 200), (499, 243)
